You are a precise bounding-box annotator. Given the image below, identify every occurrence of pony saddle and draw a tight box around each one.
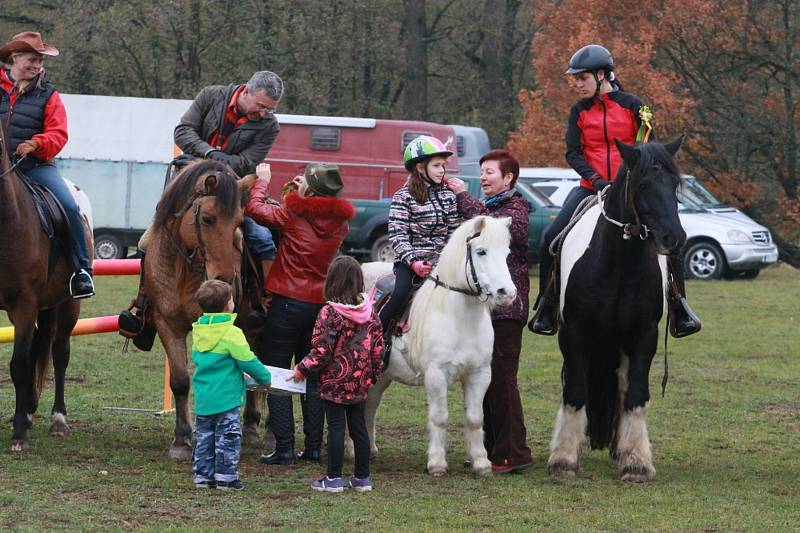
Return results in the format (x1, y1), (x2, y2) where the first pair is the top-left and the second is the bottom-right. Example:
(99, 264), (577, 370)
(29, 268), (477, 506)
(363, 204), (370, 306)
(369, 272), (421, 337)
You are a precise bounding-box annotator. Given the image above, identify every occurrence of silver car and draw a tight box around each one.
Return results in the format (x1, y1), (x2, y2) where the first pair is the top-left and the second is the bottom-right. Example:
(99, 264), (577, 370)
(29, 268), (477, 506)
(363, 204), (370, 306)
(521, 169), (779, 280)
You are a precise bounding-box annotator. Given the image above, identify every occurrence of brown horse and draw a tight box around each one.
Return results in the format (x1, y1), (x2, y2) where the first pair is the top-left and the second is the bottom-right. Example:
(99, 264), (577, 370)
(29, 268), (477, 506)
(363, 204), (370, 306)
(144, 159), (256, 459)
(0, 126), (92, 451)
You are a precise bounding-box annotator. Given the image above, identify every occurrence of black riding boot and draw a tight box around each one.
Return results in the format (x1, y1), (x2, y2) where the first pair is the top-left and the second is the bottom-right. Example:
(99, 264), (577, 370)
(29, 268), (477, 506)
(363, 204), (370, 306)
(528, 294), (558, 335)
(118, 251), (157, 351)
(667, 256), (702, 338)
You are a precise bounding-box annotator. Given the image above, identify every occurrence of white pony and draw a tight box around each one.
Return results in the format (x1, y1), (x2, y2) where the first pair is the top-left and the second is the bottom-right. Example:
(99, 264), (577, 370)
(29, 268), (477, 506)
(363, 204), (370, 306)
(362, 215), (516, 476)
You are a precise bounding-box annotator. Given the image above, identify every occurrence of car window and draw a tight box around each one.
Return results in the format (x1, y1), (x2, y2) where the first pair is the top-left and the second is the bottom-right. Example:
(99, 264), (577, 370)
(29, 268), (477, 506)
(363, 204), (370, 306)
(518, 182), (557, 207)
(679, 178), (726, 209)
(536, 185), (557, 197)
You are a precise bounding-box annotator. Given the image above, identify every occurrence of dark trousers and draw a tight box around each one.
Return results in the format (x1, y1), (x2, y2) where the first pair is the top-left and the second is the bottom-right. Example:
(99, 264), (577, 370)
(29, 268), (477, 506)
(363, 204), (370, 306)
(379, 261), (415, 332)
(538, 185), (594, 294)
(325, 400), (370, 479)
(483, 320), (532, 465)
(26, 164), (91, 272)
(258, 294), (324, 452)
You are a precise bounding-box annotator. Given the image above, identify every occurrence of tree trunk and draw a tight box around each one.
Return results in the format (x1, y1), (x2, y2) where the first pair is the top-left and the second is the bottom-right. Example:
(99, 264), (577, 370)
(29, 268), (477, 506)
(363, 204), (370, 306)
(402, 0), (428, 119)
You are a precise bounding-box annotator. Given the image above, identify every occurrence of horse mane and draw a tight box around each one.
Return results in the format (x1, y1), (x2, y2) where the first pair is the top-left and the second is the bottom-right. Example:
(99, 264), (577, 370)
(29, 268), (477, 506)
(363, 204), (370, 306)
(408, 216), (509, 361)
(152, 160), (240, 230)
(616, 141), (683, 186)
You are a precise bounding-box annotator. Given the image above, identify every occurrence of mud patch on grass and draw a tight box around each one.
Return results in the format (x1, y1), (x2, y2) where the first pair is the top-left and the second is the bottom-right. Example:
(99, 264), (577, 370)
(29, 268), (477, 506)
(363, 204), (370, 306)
(761, 403), (799, 415)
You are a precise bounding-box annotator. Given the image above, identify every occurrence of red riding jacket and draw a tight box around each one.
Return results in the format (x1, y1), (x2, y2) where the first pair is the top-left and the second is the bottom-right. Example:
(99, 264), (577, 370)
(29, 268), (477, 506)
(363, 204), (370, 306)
(246, 182), (355, 304)
(565, 89), (647, 191)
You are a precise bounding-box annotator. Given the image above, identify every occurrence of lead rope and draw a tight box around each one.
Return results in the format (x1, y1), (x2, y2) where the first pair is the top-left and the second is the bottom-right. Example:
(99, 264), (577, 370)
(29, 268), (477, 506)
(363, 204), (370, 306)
(662, 313), (669, 397)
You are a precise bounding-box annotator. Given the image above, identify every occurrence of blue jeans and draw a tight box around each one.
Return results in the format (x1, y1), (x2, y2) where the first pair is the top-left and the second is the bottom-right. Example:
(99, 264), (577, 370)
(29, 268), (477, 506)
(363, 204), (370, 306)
(242, 216), (276, 261)
(26, 164), (91, 272)
(192, 407), (242, 483)
(258, 294), (324, 451)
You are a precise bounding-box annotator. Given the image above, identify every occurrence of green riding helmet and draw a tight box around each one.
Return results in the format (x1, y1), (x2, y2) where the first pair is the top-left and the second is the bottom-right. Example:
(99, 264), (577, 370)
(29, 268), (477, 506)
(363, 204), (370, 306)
(403, 135), (453, 171)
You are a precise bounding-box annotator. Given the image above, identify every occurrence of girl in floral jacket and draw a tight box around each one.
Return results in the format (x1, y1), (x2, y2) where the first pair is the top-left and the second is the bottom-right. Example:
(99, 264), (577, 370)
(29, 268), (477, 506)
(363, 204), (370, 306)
(292, 256), (384, 493)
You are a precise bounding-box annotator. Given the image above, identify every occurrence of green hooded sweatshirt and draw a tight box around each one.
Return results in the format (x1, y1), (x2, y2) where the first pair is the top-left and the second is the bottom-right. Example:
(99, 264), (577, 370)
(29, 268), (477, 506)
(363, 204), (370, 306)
(191, 313), (271, 416)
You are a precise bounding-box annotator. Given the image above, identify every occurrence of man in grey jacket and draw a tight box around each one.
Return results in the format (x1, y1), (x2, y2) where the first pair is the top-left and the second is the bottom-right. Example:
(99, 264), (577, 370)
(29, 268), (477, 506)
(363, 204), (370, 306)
(118, 71), (284, 350)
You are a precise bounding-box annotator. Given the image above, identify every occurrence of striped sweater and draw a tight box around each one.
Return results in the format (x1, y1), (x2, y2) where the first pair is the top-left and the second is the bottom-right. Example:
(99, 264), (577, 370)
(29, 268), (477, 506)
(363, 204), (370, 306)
(388, 181), (462, 266)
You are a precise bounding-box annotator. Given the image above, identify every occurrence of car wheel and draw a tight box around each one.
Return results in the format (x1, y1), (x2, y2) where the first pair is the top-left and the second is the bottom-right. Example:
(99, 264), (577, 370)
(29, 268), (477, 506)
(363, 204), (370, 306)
(94, 233), (126, 260)
(684, 242), (724, 280)
(370, 234), (395, 263)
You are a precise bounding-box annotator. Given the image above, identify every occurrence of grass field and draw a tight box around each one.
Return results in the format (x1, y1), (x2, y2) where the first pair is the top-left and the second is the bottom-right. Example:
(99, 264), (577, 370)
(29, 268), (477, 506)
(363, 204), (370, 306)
(1, 265), (798, 531)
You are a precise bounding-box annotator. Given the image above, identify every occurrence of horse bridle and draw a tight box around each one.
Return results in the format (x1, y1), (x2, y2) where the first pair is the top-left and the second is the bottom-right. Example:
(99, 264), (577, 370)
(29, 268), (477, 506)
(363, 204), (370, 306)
(598, 170), (650, 241)
(430, 231), (486, 300)
(171, 189), (214, 276)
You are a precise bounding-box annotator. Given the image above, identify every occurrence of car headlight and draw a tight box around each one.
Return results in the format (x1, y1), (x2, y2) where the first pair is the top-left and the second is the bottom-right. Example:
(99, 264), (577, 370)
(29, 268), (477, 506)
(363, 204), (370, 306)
(727, 229), (752, 243)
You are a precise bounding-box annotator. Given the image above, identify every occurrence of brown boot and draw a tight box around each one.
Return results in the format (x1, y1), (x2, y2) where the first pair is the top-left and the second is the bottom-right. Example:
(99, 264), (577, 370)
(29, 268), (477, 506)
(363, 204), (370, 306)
(118, 252), (157, 350)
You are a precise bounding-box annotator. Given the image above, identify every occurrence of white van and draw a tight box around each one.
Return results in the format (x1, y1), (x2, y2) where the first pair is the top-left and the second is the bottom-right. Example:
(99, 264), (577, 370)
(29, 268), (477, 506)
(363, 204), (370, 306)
(519, 167), (779, 280)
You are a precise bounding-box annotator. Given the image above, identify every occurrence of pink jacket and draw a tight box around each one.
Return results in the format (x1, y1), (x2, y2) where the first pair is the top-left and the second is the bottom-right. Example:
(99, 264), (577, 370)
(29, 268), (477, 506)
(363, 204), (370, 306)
(296, 297), (384, 404)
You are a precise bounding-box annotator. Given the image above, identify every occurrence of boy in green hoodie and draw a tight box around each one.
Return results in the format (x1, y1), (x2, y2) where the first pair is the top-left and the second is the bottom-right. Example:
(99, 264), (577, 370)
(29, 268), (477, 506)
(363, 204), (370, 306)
(191, 280), (271, 491)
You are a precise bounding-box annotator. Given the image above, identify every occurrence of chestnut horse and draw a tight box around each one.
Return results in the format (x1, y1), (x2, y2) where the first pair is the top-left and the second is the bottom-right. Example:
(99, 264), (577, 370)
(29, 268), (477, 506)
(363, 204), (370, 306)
(0, 126), (93, 451)
(143, 160), (255, 459)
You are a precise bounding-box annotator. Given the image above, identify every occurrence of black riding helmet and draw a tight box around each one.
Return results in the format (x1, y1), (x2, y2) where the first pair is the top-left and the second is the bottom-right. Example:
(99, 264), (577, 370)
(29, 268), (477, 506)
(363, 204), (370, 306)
(565, 44), (614, 75)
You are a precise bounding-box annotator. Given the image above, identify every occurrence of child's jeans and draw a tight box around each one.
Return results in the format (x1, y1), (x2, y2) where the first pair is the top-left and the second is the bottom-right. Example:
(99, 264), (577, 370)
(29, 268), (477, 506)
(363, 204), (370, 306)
(193, 407), (242, 484)
(325, 400), (370, 479)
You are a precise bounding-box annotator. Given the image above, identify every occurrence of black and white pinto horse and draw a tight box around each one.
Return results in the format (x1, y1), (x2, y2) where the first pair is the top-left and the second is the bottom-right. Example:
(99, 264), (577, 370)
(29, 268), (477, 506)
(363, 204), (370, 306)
(548, 137), (685, 482)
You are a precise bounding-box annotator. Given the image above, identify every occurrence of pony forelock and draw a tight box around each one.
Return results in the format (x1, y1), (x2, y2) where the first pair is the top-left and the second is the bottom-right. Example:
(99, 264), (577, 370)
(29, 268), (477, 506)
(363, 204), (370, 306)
(153, 160), (240, 229)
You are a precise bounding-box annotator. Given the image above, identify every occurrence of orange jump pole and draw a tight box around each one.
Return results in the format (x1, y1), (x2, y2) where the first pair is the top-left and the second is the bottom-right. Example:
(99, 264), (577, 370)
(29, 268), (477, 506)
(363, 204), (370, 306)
(0, 314), (120, 343)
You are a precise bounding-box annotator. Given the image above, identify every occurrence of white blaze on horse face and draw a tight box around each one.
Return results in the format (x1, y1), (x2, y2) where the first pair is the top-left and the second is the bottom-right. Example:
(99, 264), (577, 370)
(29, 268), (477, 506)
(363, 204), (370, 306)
(559, 203), (602, 312)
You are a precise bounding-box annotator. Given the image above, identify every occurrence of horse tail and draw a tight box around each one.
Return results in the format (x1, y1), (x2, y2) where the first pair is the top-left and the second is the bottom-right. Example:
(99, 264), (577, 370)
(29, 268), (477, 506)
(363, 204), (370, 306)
(31, 311), (56, 401)
(585, 342), (621, 450)
(35, 348), (51, 399)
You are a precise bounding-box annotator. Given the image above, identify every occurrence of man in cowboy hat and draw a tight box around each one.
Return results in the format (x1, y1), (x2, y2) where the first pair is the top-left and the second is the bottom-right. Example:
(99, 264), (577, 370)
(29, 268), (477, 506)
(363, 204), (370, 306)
(0, 31), (95, 298)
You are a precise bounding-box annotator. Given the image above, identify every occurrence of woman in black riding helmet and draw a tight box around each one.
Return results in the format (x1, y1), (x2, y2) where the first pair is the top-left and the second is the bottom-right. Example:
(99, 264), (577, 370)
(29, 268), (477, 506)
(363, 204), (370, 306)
(528, 44), (701, 338)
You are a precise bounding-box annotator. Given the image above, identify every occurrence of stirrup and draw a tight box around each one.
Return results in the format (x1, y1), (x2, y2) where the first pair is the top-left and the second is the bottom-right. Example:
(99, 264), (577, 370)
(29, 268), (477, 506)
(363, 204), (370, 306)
(528, 298), (558, 335)
(69, 269), (95, 299)
(669, 297), (702, 338)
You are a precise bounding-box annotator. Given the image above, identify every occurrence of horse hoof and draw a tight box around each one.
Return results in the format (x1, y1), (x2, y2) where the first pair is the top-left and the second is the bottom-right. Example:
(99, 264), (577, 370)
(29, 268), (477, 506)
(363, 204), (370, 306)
(428, 466), (447, 477)
(10, 439), (30, 452)
(242, 425), (260, 448)
(472, 458), (492, 477)
(49, 414), (70, 437)
(168, 444), (192, 461)
(621, 465), (654, 483)
(548, 460), (578, 477)
(369, 448), (379, 460)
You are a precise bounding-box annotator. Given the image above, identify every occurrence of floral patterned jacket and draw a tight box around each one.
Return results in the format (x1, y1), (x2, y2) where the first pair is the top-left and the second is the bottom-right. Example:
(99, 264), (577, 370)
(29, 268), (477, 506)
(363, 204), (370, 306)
(296, 298), (384, 404)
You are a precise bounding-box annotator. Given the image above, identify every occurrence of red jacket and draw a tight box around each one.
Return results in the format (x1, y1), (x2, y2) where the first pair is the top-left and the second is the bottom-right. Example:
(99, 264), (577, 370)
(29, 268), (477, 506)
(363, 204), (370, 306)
(565, 89), (645, 191)
(245, 181), (355, 304)
(296, 299), (384, 404)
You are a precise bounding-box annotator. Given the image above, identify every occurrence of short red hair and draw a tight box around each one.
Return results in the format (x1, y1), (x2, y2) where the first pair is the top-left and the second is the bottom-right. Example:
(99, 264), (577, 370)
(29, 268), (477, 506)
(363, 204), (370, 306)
(479, 149), (520, 187)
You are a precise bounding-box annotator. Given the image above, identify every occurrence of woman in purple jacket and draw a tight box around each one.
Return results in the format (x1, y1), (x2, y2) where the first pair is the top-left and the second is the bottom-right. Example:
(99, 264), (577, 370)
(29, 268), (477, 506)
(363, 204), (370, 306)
(446, 149), (533, 473)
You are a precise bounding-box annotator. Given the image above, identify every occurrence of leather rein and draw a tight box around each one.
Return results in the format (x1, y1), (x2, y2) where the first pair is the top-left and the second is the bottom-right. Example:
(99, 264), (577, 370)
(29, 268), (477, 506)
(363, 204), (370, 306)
(170, 189), (213, 277)
(430, 230), (486, 300)
(598, 169), (650, 241)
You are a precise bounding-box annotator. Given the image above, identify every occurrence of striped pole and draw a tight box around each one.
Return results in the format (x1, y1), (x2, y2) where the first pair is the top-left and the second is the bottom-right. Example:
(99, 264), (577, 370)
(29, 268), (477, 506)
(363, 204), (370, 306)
(0, 314), (120, 343)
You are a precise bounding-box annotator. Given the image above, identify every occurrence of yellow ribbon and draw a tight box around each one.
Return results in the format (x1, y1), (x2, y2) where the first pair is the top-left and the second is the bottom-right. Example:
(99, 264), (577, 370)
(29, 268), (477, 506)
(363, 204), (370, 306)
(637, 105), (653, 143)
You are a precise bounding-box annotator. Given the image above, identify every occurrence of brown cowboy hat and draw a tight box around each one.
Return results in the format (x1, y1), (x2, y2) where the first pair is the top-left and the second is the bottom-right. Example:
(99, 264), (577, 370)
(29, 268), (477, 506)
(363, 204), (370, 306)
(0, 32), (60, 63)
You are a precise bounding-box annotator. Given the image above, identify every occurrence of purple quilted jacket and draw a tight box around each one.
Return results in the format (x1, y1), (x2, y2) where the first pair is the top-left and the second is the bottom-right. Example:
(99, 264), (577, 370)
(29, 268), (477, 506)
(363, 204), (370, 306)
(456, 191), (530, 324)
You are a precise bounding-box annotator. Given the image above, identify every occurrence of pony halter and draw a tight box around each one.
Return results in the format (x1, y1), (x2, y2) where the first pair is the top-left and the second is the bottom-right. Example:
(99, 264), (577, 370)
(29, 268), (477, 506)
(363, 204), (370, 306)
(430, 231), (485, 299)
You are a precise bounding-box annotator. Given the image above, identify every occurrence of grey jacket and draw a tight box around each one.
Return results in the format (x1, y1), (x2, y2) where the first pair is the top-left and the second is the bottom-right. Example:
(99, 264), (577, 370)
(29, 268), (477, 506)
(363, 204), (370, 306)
(174, 84), (280, 176)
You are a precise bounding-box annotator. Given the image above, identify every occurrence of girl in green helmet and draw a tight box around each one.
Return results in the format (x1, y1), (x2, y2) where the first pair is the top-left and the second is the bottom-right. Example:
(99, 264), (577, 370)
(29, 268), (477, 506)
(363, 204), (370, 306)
(379, 135), (462, 339)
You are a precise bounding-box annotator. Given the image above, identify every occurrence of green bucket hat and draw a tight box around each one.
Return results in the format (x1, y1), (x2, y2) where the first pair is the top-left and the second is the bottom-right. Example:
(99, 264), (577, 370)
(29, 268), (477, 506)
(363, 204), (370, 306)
(304, 163), (343, 197)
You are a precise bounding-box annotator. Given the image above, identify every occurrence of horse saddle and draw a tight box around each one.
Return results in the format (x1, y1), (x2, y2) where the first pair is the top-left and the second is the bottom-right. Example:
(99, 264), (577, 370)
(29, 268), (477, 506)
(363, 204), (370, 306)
(18, 172), (71, 241)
